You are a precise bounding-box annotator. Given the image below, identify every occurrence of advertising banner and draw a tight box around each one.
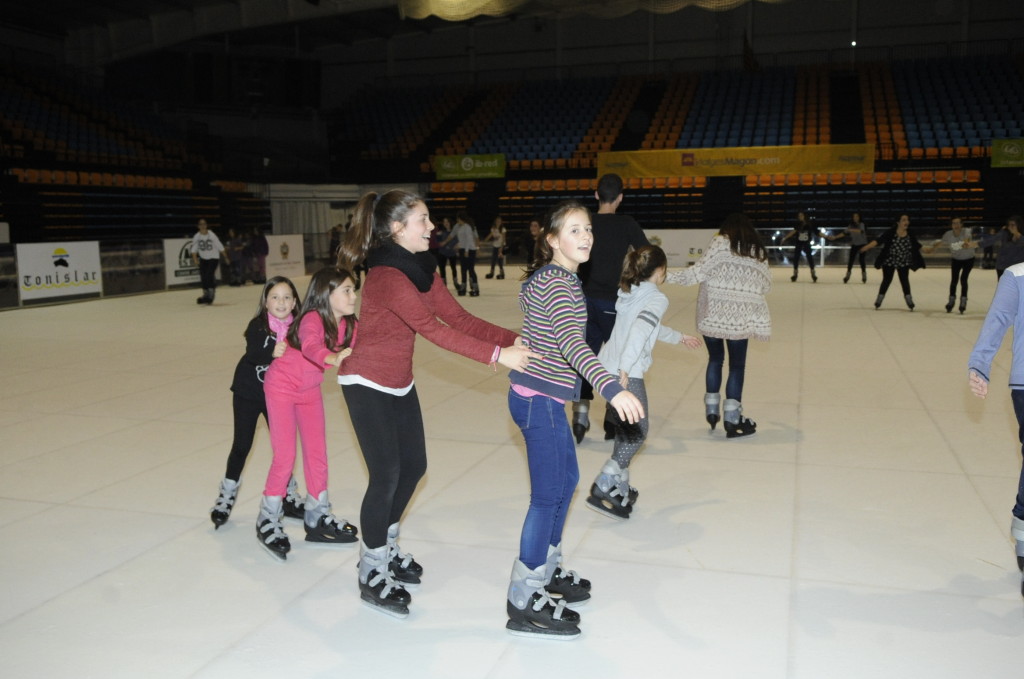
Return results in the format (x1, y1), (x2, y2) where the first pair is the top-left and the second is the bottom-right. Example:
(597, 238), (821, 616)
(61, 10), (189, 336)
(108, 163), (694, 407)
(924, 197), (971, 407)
(17, 241), (103, 302)
(435, 154), (506, 180)
(599, 144), (874, 178)
(991, 139), (1024, 168)
(265, 234), (305, 280)
(163, 238), (212, 287)
(645, 229), (719, 268)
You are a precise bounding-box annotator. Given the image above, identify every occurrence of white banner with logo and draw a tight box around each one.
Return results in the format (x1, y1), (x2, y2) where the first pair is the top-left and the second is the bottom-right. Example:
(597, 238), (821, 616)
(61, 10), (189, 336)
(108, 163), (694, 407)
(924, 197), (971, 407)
(645, 229), (719, 268)
(266, 234), (305, 280)
(162, 238), (222, 287)
(17, 241), (103, 302)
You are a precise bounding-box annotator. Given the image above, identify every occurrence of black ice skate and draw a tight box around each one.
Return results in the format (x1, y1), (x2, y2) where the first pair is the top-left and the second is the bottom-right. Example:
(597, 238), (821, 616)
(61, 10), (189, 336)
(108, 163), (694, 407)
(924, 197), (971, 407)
(303, 491), (358, 544)
(546, 567), (591, 605)
(506, 560), (580, 639)
(723, 399), (757, 438)
(256, 495), (290, 561)
(387, 522), (423, 585)
(359, 544), (411, 618)
(282, 476), (305, 520)
(210, 477), (238, 529)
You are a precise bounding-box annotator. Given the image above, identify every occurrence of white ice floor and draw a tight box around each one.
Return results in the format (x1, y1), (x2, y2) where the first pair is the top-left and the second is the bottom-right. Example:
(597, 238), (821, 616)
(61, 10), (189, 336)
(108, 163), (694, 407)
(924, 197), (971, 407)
(1, 265), (1022, 678)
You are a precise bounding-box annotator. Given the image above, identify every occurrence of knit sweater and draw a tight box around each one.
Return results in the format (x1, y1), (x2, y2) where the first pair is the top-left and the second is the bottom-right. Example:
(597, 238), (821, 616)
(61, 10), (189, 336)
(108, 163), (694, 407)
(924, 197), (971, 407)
(666, 235), (772, 341)
(339, 265), (517, 391)
(510, 264), (623, 402)
(598, 281), (682, 379)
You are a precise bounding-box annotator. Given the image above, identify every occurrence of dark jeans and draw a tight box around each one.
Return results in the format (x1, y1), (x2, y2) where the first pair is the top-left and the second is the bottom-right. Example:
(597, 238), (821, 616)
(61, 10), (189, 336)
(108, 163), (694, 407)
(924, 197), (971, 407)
(846, 244), (867, 273)
(508, 388), (579, 569)
(792, 241), (815, 271)
(704, 336), (748, 401)
(488, 247), (505, 274)
(224, 393), (267, 481)
(580, 296), (617, 402)
(342, 384), (428, 549)
(198, 257), (219, 290)
(878, 266), (911, 296)
(434, 252), (458, 283)
(1009, 390), (1024, 519)
(458, 249), (478, 286)
(949, 258), (974, 298)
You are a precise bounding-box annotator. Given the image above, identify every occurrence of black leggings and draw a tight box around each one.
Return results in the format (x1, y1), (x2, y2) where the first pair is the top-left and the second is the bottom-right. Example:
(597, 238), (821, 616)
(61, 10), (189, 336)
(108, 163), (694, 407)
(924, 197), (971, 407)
(878, 266), (911, 296)
(949, 258), (974, 297)
(342, 383), (427, 549)
(792, 242), (815, 271)
(458, 249), (478, 286)
(434, 252), (459, 282)
(224, 393), (267, 481)
(846, 244), (867, 273)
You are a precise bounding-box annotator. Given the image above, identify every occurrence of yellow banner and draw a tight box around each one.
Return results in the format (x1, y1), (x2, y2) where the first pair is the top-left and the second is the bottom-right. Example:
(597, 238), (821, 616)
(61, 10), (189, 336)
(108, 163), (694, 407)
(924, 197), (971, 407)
(598, 144), (875, 178)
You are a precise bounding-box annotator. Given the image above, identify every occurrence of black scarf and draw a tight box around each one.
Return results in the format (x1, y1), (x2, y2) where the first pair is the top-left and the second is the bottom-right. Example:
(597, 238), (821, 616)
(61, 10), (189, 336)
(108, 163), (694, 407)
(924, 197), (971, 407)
(365, 242), (436, 293)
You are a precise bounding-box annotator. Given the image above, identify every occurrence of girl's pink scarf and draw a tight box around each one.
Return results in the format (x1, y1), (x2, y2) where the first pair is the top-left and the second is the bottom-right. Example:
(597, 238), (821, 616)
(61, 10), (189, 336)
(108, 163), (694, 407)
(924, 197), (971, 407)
(268, 314), (294, 342)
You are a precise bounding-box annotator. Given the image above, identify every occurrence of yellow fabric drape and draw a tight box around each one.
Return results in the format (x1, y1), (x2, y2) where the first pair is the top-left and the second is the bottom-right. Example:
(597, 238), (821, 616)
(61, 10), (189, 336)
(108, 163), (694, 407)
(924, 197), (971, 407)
(399, 0), (791, 21)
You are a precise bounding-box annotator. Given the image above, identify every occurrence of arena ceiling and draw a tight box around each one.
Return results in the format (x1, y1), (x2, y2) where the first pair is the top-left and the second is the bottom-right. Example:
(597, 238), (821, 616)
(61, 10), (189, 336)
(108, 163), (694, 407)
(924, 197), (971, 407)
(0, 0), (791, 67)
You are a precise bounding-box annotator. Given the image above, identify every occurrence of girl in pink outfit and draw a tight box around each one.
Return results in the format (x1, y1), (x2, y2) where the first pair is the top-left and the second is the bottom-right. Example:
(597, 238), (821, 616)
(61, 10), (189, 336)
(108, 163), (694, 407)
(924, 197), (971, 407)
(257, 267), (360, 561)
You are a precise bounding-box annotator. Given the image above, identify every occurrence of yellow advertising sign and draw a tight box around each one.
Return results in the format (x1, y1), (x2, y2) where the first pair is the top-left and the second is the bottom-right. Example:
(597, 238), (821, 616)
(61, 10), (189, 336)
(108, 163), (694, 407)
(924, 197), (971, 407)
(598, 144), (874, 178)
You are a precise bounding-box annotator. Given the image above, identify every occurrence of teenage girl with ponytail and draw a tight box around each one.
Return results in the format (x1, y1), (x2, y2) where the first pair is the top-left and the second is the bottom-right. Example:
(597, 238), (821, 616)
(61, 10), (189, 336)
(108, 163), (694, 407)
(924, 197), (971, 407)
(336, 189), (538, 619)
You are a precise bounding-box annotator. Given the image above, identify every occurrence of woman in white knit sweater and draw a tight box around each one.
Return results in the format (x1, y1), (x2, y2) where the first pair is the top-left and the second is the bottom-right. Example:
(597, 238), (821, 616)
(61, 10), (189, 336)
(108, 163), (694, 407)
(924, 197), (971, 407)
(667, 213), (772, 438)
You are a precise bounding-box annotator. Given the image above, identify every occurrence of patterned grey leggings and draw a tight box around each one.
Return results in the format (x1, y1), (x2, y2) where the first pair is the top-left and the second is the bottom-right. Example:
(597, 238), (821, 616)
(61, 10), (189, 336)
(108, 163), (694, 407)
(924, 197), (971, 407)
(610, 377), (650, 469)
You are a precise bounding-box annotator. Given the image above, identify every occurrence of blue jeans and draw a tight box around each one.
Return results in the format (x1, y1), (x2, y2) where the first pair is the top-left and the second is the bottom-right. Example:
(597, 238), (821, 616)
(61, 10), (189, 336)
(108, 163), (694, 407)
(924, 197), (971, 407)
(704, 336), (748, 401)
(508, 389), (580, 569)
(1009, 390), (1024, 520)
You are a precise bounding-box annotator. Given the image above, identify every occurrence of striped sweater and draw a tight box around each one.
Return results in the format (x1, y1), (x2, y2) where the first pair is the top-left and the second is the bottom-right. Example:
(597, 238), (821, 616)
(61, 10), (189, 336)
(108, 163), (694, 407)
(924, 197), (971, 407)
(510, 264), (624, 402)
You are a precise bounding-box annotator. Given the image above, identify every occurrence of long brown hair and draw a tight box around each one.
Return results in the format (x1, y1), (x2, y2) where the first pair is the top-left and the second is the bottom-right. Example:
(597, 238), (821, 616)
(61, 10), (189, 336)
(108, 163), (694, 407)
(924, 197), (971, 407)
(719, 213), (767, 261)
(287, 267), (356, 351)
(249, 276), (300, 337)
(620, 245), (667, 292)
(337, 189), (424, 271)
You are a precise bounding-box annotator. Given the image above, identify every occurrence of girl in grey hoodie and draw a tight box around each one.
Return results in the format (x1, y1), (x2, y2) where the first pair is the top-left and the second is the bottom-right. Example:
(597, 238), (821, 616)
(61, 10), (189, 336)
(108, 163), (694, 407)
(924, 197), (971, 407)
(587, 245), (701, 520)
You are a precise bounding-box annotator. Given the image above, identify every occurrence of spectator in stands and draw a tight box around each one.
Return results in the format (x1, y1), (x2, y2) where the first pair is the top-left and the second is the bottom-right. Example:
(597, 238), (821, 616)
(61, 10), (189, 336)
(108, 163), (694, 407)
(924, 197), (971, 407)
(190, 218), (228, 305)
(860, 214), (924, 311)
(780, 211), (826, 283)
(836, 212), (869, 284)
(925, 217), (978, 313)
(573, 173), (650, 444)
(996, 216), (1024, 280)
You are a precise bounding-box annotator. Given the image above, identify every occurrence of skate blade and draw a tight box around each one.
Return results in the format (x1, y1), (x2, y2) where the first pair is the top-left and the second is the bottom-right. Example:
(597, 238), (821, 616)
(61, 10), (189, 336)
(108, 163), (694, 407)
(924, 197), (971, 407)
(360, 595), (409, 619)
(505, 619), (580, 639)
(258, 542), (289, 562)
(585, 496), (631, 521)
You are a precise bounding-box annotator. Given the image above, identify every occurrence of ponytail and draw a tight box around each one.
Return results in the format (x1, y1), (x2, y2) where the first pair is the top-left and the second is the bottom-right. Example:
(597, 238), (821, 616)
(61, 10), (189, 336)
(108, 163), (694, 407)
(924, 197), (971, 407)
(620, 245), (667, 292)
(337, 189), (424, 271)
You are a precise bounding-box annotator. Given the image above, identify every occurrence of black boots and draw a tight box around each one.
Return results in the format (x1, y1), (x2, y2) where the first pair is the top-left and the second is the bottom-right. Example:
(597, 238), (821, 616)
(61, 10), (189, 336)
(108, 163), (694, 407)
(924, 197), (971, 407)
(959, 296), (967, 314)
(946, 295), (955, 313)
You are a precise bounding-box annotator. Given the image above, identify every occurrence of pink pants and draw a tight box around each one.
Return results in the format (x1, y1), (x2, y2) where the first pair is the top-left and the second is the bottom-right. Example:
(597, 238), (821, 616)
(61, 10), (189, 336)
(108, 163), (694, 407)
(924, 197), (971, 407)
(263, 385), (329, 500)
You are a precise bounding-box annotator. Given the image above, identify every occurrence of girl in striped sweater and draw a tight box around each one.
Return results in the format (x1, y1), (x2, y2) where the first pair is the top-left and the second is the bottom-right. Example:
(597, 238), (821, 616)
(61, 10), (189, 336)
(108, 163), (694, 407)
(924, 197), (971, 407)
(506, 200), (644, 639)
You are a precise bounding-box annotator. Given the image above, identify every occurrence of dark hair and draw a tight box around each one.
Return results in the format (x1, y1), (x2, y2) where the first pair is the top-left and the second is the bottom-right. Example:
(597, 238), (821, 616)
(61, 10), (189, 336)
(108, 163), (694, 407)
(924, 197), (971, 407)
(287, 267), (357, 351)
(250, 276), (300, 337)
(338, 189), (424, 270)
(455, 210), (475, 227)
(718, 213), (768, 261)
(620, 245), (668, 292)
(523, 200), (590, 278)
(596, 173), (623, 204)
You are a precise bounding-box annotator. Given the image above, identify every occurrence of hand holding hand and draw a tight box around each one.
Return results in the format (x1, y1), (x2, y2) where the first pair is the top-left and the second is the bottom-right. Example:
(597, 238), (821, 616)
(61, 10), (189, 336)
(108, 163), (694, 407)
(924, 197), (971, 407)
(272, 340), (288, 358)
(618, 369), (629, 389)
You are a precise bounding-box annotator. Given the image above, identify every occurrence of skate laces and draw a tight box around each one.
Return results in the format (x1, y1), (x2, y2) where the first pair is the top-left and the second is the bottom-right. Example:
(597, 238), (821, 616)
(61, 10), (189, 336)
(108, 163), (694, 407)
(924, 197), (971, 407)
(213, 486), (237, 512)
(258, 516), (286, 544)
(530, 590), (570, 620)
(388, 542), (416, 568)
(368, 568), (404, 597)
(553, 567), (581, 586)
